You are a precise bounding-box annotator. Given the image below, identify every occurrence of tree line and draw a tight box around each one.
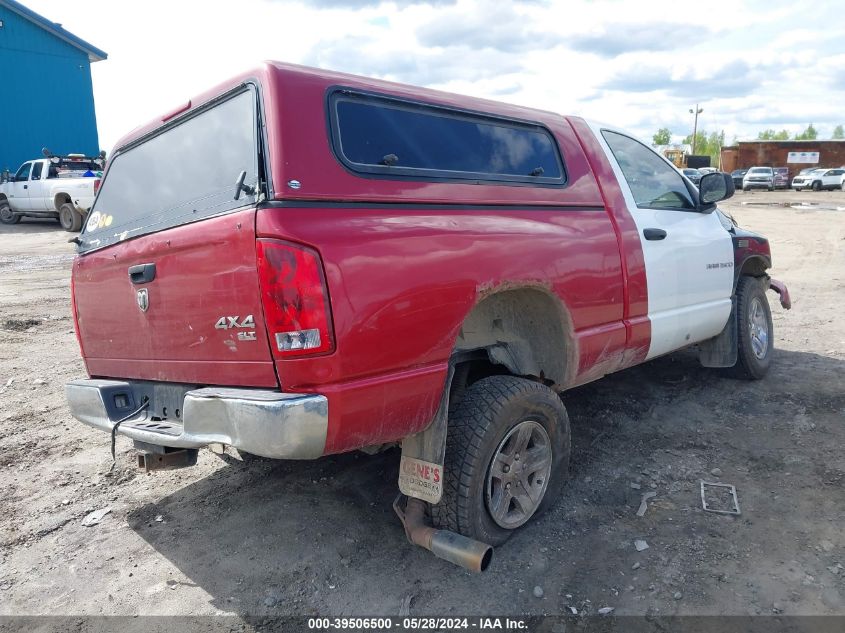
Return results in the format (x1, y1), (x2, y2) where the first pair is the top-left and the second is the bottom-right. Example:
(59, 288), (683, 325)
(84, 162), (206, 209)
(651, 124), (844, 167)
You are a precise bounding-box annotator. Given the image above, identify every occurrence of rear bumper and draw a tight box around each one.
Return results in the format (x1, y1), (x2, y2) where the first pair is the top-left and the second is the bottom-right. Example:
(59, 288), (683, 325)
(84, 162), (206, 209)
(65, 379), (328, 459)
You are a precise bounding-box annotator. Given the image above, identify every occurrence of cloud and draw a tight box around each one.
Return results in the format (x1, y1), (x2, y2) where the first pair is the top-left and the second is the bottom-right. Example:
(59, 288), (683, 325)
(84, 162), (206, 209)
(303, 35), (522, 85)
(294, 0), (455, 7)
(600, 59), (770, 100)
(415, 4), (562, 53)
(568, 22), (708, 57)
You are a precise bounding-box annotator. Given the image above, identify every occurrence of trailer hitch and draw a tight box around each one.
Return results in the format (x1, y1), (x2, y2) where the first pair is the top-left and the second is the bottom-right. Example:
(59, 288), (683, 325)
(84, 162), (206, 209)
(134, 441), (198, 472)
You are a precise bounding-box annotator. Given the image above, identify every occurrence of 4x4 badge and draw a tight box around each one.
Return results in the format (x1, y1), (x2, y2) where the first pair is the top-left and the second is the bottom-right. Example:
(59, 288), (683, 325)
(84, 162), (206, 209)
(136, 288), (149, 312)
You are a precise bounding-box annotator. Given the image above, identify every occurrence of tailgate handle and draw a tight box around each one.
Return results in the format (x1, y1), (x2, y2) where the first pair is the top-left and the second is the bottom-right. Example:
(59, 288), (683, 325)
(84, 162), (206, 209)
(128, 263), (156, 284)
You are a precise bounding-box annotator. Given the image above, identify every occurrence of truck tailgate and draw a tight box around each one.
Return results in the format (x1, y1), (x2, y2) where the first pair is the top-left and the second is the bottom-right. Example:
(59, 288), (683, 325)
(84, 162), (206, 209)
(73, 208), (278, 388)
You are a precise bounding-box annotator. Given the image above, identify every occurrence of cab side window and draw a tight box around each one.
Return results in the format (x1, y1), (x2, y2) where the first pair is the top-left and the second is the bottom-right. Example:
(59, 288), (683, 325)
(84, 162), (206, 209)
(602, 131), (695, 210)
(15, 163), (32, 182)
(31, 162), (43, 180)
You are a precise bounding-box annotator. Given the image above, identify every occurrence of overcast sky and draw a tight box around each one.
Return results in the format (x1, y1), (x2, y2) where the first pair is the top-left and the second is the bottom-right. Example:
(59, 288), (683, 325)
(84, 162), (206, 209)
(24, 0), (845, 152)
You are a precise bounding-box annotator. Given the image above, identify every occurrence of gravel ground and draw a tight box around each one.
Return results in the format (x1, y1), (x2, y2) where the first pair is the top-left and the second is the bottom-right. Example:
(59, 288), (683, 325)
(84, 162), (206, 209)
(0, 189), (843, 619)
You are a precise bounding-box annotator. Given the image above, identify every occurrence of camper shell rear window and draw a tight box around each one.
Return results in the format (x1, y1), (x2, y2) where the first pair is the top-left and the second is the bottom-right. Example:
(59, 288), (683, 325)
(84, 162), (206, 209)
(78, 86), (259, 253)
(328, 89), (566, 186)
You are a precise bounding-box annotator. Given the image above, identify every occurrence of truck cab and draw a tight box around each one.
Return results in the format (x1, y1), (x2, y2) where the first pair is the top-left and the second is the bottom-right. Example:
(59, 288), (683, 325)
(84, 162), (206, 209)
(3, 160), (49, 212)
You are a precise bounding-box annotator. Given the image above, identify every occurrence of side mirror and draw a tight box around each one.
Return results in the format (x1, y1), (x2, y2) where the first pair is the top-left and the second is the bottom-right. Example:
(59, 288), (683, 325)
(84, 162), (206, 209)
(698, 172), (734, 210)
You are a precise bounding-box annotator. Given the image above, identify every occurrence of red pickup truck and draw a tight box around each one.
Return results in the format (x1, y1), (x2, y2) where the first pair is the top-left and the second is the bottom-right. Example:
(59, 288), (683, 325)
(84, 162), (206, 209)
(66, 62), (790, 572)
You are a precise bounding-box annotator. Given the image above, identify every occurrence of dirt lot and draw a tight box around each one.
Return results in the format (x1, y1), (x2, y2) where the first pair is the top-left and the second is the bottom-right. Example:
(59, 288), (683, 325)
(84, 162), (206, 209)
(1, 189), (844, 620)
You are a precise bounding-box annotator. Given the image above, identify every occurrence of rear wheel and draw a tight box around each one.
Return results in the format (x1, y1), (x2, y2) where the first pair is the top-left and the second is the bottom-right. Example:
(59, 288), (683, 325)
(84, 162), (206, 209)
(726, 276), (773, 380)
(59, 203), (82, 232)
(0, 202), (20, 225)
(841, 182), (845, 192)
(431, 375), (570, 546)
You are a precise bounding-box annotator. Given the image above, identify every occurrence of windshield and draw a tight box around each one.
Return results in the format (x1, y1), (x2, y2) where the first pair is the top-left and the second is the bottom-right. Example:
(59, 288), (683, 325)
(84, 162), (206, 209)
(749, 167), (771, 174)
(80, 88), (258, 252)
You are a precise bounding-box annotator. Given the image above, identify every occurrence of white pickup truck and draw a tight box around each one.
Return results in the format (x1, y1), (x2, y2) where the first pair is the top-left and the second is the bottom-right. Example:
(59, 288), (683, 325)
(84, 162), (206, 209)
(0, 154), (104, 231)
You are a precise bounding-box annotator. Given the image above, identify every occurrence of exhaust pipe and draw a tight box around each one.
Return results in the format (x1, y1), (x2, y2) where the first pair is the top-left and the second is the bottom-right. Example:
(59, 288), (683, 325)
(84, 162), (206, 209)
(393, 495), (493, 573)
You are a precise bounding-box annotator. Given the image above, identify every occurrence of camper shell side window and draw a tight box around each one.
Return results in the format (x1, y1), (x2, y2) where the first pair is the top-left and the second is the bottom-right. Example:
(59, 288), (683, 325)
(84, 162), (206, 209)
(328, 88), (566, 187)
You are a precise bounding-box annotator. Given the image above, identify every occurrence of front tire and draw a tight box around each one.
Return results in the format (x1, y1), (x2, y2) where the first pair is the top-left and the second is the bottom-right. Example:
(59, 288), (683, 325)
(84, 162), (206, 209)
(812, 181), (822, 191)
(727, 276), (774, 380)
(0, 202), (20, 225)
(431, 375), (570, 546)
(59, 203), (82, 232)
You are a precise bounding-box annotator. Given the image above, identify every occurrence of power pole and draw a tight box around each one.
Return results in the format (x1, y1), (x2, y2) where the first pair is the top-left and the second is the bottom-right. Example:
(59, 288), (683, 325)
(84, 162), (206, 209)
(689, 105), (703, 155)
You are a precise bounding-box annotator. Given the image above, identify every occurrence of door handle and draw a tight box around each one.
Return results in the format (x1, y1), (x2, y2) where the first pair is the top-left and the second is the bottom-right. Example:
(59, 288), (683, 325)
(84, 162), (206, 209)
(128, 263), (156, 284)
(23, 185), (28, 189)
(643, 228), (667, 241)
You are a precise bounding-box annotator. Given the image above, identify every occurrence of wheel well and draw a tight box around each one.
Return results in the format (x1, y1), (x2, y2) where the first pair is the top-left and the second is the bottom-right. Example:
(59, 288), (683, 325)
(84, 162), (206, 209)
(451, 287), (574, 393)
(734, 256), (770, 292)
(0, 194), (8, 204)
(54, 193), (72, 210)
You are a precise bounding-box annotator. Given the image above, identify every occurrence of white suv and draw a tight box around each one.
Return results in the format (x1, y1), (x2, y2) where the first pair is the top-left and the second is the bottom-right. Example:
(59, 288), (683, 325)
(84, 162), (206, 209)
(791, 168), (845, 191)
(742, 166), (774, 191)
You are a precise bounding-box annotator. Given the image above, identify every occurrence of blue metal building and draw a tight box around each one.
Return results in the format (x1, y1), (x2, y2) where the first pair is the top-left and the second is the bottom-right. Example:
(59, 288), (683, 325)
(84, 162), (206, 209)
(0, 0), (106, 173)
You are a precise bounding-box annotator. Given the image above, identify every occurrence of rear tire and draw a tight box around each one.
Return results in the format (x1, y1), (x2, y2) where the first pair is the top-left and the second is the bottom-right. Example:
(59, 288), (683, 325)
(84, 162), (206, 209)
(0, 202), (20, 225)
(431, 375), (570, 546)
(726, 276), (773, 380)
(59, 203), (82, 232)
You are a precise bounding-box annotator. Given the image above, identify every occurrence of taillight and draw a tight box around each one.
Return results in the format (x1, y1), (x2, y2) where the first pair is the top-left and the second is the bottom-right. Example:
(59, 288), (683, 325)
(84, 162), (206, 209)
(256, 239), (334, 358)
(93, 178), (101, 195)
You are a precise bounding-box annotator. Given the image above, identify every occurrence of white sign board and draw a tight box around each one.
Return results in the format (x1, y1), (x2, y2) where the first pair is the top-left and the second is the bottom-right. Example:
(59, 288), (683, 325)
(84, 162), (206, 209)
(787, 151), (820, 164)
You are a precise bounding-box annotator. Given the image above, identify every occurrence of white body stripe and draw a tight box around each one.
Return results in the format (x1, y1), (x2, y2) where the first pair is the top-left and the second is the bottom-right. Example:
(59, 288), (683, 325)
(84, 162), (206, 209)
(588, 122), (734, 360)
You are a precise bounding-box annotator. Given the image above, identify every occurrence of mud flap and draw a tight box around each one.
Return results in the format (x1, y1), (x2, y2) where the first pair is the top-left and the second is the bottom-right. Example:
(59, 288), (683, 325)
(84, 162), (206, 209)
(398, 365), (454, 504)
(699, 296), (738, 368)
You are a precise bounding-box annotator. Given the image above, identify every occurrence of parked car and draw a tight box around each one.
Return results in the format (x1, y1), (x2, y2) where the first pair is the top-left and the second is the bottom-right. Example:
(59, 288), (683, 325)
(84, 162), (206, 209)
(731, 169), (748, 189)
(0, 154), (103, 231)
(64, 62), (791, 571)
(773, 167), (789, 189)
(682, 168), (702, 184)
(792, 167), (845, 191)
(743, 166), (774, 191)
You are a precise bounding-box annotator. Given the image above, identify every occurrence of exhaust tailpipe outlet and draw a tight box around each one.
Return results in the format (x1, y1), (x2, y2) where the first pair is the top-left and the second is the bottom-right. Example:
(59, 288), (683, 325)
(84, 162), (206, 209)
(393, 495), (493, 573)
(429, 530), (493, 573)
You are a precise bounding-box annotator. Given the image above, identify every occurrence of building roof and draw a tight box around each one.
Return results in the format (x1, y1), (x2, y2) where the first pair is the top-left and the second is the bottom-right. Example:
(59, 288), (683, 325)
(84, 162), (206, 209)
(0, 0), (107, 62)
